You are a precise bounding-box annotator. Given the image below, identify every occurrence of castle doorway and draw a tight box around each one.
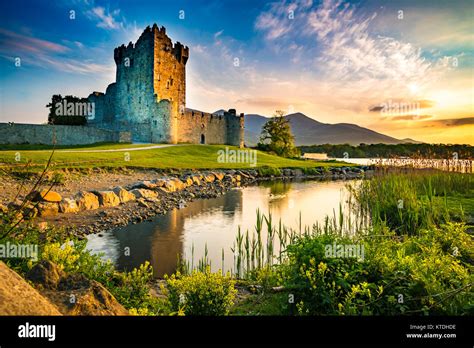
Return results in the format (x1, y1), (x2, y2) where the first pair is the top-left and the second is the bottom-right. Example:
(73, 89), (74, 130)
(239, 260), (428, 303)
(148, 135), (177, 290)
(200, 134), (205, 144)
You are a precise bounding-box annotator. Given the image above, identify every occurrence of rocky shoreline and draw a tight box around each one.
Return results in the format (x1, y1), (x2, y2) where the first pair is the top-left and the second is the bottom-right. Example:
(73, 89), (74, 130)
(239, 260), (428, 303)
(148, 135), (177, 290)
(2, 165), (374, 238)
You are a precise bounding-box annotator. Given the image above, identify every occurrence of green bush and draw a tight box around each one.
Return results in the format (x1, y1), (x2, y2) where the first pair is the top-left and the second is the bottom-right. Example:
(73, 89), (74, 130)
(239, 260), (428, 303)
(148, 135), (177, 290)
(40, 240), (163, 315)
(257, 166), (282, 177)
(164, 267), (237, 315)
(302, 167), (321, 175)
(279, 223), (473, 315)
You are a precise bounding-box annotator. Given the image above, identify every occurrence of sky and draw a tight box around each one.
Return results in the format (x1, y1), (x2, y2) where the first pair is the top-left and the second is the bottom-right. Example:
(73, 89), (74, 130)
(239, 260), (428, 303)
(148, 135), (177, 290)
(0, 0), (473, 144)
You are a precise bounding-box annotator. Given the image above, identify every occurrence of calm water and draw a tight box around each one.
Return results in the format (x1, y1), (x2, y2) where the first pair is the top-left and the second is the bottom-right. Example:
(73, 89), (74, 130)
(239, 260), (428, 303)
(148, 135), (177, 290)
(86, 179), (356, 277)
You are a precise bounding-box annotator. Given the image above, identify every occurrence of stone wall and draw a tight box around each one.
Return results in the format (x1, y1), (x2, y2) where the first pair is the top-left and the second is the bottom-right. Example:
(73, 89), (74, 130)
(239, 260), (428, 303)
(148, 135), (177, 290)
(178, 109), (243, 146)
(0, 123), (131, 145)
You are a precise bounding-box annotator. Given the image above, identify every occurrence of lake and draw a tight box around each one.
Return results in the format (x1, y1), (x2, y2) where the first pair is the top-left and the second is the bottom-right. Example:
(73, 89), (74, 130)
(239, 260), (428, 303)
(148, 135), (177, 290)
(86, 179), (357, 277)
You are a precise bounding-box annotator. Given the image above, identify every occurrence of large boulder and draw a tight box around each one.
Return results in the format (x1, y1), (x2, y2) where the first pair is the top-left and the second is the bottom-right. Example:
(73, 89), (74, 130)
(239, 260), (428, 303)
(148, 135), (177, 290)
(163, 178), (186, 192)
(26, 262), (128, 316)
(27, 189), (62, 203)
(0, 261), (62, 315)
(112, 187), (136, 204)
(59, 276), (129, 316)
(59, 198), (79, 213)
(95, 191), (121, 207)
(37, 202), (59, 216)
(26, 260), (65, 290)
(75, 191), (100, 211)
(130, 188), (158, 200)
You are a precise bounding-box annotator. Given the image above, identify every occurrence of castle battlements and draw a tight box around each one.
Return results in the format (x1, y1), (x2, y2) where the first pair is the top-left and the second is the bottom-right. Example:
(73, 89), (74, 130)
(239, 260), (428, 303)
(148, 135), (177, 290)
(114, 23), (189, 66)
(87, 24), (243, 147)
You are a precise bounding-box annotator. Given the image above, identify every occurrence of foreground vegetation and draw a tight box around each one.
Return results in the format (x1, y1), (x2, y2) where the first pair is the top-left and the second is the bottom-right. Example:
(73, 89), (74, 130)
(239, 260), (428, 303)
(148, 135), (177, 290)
(1, 169), (472, 316)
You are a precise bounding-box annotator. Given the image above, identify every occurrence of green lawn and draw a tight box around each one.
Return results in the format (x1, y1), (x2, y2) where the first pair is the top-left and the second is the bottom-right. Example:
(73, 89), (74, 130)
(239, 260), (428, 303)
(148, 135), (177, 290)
(0, 143), (351, 172)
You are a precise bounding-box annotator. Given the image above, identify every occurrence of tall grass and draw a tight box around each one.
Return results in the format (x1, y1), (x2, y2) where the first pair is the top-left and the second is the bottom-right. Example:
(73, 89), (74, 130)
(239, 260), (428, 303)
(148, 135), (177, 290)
(348, 169), (473, 235)
(182, 169), (473, 279)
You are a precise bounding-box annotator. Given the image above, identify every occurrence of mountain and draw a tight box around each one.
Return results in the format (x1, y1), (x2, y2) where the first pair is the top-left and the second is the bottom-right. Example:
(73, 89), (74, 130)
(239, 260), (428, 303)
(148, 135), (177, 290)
(243, 112), (416, 146)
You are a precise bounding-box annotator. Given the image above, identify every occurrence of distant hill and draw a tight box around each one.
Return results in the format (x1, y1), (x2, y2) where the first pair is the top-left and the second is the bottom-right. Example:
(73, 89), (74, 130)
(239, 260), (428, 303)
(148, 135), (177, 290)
(242, 112), (417, 146)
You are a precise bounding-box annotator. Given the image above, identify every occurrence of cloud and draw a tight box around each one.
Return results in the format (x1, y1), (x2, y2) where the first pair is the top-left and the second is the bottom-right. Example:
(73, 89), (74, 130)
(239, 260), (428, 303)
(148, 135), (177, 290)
(0, 28), (112, 75)
(87, 6), (123, 30)
(391, 115), (433, 121)
(421, 117), (474, 127)
(255, 0), (451, 99)
(0, 28), (69, 54)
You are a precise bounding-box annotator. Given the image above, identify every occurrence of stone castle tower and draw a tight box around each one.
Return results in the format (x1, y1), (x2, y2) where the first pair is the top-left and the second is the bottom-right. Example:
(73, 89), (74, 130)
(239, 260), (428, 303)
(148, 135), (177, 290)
(87, 24), (244, 146)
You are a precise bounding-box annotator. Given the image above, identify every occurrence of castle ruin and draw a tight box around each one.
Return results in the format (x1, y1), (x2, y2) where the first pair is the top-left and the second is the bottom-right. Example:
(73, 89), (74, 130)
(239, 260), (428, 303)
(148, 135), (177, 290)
(87, 23), (244, 146)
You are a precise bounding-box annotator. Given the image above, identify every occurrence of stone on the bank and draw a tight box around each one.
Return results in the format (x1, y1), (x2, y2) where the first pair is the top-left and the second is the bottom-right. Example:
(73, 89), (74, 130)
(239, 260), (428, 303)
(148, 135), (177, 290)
(224, 174), (236, 183)
(75, 191), (100, 211)
(130, 188), (158, 200)
(20, 203), (38, 219)
(163, 178), (186, 192)
(191, 175), (201, 186)
(137, 198), (150, 208)
(59, 198), (79, 213)
(237, 171), (251, 179)
(183, 177), (194, 186)
(37, 202), (59, 216)
(212, 172), (225, 181)
(113, 186), (136, 203)
(203, 173), (216, 183)
(154, 179), (167, 187)
(96, 191), (121, 207)
(27, 189), (62, 203)
(132, 181), (159, 190)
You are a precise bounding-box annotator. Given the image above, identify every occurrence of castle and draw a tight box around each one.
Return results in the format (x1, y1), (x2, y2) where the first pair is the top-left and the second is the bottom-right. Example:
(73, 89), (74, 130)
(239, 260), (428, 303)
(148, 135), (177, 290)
(87, 24), (244, 146)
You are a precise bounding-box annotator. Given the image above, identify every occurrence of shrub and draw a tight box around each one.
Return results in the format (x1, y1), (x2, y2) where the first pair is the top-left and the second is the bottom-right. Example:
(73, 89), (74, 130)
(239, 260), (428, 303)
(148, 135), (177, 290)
(257, 166), (282, 177)
(279, 223), (473, 315)
(164, 267), (237, 315)
(40, 241), (163, 315)
(41, 240), (114, 283)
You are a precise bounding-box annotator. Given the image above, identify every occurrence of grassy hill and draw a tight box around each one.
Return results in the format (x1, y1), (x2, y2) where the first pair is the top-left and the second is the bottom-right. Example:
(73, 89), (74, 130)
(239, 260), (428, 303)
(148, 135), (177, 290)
(0, 143), (350, 173)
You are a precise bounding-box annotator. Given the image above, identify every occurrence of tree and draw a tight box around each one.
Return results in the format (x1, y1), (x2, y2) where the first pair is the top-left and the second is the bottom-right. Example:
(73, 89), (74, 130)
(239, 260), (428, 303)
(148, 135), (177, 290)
(258, 110), (299, 158)
(46, 94), (88, 126)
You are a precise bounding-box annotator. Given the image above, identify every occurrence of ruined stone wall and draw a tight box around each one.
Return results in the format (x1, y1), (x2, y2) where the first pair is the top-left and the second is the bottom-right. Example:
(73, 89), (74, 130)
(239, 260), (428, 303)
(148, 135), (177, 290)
(0, 123), (131, 145)
(177, 109), (244, 146)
